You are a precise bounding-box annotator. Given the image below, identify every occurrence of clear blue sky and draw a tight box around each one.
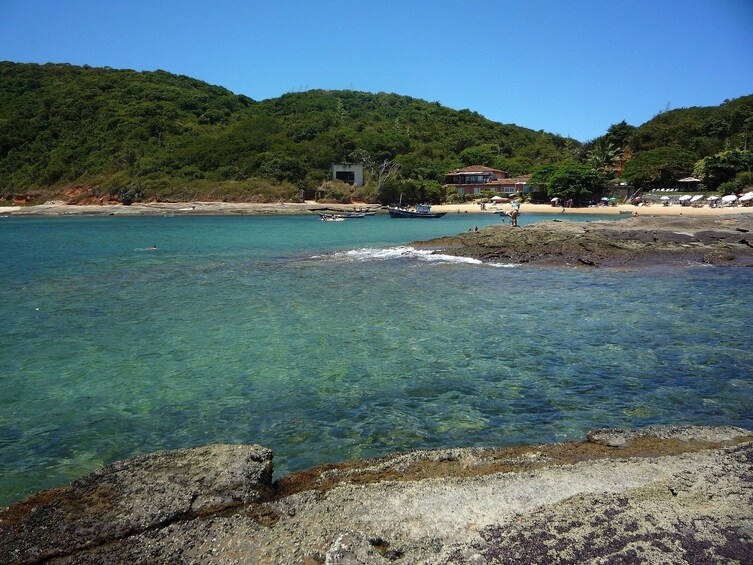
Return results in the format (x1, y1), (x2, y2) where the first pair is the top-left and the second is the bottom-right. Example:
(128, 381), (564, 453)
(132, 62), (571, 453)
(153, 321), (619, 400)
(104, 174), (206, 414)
(1, 0), (751, 141)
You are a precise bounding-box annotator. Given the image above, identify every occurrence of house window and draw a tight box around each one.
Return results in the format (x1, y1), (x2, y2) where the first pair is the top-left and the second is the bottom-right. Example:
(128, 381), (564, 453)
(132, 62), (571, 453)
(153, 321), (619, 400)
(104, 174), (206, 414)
(335, 171), (355, 184)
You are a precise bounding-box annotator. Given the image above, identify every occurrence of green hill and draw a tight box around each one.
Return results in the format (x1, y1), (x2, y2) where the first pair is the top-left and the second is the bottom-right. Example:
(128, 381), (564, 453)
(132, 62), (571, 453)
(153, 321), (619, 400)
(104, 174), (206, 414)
(587, 95), (753, 190)
(4, 62), (750, 203)
(0, 62), (574, 204)
(629, 95), (753, 157)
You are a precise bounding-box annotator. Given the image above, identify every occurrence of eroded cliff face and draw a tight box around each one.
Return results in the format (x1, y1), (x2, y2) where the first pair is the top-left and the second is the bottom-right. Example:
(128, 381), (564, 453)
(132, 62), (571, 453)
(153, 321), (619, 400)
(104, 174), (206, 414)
(414, 215), (753, 268)
(2, 426), (752, 564)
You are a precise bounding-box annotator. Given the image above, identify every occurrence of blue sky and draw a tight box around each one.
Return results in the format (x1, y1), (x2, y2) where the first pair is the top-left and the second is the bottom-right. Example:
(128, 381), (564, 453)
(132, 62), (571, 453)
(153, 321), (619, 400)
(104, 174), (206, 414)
(1, 0), (751, 141)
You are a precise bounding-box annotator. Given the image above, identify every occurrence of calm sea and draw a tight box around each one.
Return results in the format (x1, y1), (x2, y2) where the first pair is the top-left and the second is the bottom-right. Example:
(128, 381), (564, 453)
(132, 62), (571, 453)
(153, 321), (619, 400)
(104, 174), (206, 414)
(1, 212), (752, 506)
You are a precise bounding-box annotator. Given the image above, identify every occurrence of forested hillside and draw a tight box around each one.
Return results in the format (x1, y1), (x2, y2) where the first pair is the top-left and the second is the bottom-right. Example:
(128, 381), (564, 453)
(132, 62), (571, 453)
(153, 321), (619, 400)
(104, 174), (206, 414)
(2, 62), (751, 205)
(631, 95), (753, 156)
(0, 62), (573, 204)
(586, 95), (753, 191)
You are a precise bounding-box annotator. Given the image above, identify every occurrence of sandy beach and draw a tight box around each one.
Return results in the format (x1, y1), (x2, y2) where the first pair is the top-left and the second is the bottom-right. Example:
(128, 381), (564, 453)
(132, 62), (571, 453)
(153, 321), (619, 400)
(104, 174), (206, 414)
(2, 199), (753, 217)
(433, 201), (753, 217)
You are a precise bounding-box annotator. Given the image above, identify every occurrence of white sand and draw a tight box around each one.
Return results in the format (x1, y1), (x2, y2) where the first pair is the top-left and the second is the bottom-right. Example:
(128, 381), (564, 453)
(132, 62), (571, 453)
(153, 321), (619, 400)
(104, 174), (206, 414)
(3, 200), (752, 217)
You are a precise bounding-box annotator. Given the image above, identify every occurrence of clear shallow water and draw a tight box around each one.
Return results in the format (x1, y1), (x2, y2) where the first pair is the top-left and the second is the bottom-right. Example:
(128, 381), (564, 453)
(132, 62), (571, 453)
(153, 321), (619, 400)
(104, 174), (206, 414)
(1, 212), (752, 506)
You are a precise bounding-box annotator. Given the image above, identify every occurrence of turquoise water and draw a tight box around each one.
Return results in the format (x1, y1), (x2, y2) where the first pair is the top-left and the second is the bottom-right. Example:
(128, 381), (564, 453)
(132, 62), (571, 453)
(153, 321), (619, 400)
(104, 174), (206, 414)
(1, 212), (752, 506)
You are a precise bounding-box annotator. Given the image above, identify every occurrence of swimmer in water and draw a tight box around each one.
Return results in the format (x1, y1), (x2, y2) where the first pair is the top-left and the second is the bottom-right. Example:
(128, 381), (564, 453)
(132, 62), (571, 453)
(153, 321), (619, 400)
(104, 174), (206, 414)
(146, 244), (157, 250)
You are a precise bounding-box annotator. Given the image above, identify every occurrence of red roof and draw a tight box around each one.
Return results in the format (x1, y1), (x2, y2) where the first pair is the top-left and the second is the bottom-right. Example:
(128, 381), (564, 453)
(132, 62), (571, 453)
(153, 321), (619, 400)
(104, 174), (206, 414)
(485, 175), (531, 185)
(448, 165), (507, 175)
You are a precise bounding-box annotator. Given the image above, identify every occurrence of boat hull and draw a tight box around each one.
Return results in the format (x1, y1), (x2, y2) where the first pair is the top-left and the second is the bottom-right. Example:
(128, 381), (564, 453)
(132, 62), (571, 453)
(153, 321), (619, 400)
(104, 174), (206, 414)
(387, 207), (446, 218)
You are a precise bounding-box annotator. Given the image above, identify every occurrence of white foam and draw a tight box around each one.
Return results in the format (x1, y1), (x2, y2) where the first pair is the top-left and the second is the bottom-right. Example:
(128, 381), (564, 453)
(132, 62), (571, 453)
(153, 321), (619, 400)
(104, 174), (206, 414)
(315, 246), (517, 267)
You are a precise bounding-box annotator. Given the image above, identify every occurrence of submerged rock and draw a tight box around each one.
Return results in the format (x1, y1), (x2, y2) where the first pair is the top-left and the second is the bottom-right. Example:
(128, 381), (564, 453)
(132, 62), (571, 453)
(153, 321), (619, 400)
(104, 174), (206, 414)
(1, 427), (752, 564)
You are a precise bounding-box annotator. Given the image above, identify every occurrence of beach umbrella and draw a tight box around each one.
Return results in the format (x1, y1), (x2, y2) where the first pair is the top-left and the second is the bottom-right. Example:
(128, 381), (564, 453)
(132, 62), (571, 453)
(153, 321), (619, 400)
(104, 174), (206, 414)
(601, 197), (609, 201)
(690, 195), (703, 202)
(491, 195), (504, 202)
(707, 195), (720, 201)
(660, 196), (670, 201)
(678, 195), (692, 201)
(739, 192), (753, 202)
(721, 195), (737, 203)
(551, 197), (559, 202)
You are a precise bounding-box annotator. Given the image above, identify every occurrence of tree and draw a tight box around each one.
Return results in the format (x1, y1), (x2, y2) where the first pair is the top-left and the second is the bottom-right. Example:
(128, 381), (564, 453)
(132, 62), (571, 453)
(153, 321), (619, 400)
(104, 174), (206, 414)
(529, 161), (607, 201)
(692, 149), (753, 190)
(396, 179), (443, 204)
(621, 148), (696, 189)
(257, 154), (307, 184)
(604, 120), (636, 150)
(458, 144), (498, 167)
(587, 138), (622, 172)
(528, 164), (557, 189)
(376, 159), (401, 203)
(547, 161), (608, 200)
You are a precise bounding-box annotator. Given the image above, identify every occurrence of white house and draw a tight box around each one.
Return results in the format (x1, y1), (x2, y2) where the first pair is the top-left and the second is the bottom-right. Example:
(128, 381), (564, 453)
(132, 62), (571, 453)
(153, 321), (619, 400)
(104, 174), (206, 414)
(332, 164), (364, 187)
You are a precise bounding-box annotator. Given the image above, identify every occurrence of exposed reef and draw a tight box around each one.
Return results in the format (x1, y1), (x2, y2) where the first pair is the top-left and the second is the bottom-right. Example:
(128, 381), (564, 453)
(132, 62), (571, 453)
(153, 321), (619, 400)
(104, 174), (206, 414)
(414, 215), (753, 268)
(1, 426), (752, 563)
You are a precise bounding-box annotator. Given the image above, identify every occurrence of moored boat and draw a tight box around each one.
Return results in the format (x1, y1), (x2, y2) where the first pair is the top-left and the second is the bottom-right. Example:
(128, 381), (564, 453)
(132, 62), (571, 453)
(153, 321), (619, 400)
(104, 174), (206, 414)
(319, 213), (346, 222)
(387, 204), (446, 218)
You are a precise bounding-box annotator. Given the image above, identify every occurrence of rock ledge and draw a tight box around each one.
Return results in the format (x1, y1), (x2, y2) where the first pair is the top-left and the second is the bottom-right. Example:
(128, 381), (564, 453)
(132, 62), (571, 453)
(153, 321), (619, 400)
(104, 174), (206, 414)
(1, 427), (752, 564)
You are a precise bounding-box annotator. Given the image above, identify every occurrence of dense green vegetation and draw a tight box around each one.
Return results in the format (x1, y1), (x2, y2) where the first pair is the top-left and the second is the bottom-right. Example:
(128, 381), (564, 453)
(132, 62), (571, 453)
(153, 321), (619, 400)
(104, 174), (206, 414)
(524, 96), (753, 199)
(586, 97), (753, 191)
(1, 62), (751, 204)
(0, 62), (572, 204)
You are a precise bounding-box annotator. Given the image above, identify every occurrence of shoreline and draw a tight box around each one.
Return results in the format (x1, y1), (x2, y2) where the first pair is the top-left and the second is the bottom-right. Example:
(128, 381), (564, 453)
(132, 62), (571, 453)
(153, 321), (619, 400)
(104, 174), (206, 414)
(2, 200), (753, 217)
(434, 201), (753, 217)
(2, 425), (751, 563)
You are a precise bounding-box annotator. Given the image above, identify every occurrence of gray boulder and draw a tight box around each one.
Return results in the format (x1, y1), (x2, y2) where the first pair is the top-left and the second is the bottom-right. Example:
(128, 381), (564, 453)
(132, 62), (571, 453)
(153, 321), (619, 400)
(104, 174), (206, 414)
(0, 444), (272, 564)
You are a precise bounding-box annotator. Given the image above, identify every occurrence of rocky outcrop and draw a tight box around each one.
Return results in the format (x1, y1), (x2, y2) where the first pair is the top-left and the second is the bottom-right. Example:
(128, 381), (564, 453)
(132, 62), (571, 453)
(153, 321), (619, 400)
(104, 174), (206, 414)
(414, 215), (753, 267)
(0, 444), (273, 563)
(1, 427), (752, 564)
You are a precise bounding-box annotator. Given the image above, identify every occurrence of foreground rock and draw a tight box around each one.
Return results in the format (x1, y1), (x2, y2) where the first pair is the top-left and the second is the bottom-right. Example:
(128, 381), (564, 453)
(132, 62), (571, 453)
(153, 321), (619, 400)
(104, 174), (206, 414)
(415, 215), (753, 267)
(1, 426), (752, 564)
(0, 445), (273, 563)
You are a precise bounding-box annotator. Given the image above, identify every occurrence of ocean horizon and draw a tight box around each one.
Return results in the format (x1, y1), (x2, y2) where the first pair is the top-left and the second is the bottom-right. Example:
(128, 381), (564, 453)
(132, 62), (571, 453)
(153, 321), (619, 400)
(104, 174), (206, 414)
(1, 213), (752, 507)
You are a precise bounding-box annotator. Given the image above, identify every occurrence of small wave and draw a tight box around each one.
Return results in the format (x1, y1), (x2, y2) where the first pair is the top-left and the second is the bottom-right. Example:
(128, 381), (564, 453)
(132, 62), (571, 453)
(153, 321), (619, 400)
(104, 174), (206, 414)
(315, 246), (518, 267)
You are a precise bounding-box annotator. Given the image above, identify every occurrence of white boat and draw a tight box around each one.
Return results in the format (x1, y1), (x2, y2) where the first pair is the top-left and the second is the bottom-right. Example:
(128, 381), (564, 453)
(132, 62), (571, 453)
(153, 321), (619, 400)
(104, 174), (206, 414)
(319, 213), (345, 222)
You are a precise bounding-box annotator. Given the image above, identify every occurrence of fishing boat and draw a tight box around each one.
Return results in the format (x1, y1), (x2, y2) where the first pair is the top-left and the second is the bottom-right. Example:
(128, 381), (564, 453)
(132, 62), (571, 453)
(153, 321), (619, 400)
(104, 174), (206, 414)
(387, 204), (446, 219)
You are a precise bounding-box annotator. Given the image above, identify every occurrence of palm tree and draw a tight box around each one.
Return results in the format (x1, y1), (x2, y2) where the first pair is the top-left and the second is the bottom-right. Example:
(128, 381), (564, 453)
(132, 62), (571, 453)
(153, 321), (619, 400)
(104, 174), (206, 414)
(587, 139), (622, 172)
